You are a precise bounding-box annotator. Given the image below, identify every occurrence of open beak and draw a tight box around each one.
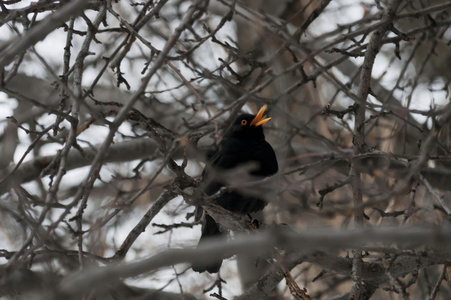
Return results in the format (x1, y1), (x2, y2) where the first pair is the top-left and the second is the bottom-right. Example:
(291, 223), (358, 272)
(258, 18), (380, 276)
(250, 105), (271, 126)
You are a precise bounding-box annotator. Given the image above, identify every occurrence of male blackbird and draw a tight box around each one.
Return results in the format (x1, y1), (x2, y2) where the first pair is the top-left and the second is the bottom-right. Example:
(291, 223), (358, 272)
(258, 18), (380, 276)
(192, 105), (278, 273)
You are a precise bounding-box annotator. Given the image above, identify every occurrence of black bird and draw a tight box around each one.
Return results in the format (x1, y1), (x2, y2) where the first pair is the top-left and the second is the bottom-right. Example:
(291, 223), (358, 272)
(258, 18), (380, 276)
(192, 105), (278, 273)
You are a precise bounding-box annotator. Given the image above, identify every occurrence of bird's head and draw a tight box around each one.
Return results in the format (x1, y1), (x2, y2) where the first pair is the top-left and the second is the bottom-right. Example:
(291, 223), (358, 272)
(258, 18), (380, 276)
(224, 105), (272, 140)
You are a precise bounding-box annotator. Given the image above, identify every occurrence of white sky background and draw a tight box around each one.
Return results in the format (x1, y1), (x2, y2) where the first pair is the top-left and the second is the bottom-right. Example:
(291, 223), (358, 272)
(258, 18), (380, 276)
(1, 0), (450, 298)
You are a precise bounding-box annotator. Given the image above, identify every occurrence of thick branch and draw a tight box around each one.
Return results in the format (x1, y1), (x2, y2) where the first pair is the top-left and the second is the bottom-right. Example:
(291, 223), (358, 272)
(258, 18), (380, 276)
(350, 1), (403, 298)
(0, 138), (161, 195)
(44, 226), (451, 300)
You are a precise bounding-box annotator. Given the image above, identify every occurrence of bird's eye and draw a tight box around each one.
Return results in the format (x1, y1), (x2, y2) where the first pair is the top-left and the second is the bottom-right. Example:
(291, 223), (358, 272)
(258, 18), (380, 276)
(241, 119), (247, 125)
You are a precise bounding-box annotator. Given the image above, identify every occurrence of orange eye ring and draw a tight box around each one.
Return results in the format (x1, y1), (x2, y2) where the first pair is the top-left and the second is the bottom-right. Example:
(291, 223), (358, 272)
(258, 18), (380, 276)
(241, 119), (247, 125)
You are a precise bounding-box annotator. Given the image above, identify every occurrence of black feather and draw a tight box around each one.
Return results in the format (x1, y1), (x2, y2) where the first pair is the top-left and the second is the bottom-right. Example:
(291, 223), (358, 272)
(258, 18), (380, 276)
(192, 112), (278, 273)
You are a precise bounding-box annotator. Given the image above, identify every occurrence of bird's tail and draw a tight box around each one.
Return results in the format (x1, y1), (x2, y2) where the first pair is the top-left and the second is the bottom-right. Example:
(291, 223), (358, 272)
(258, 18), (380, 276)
(192, 214), (223, 273)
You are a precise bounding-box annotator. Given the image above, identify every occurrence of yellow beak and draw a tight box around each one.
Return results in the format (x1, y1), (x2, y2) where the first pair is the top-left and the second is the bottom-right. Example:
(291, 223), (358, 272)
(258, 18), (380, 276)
(250, 105), (271, 126)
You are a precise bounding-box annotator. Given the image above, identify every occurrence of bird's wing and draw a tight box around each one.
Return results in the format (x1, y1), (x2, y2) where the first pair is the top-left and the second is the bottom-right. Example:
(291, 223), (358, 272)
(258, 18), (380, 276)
(202, 139), (277, 193)
(201, 151), (238, 195)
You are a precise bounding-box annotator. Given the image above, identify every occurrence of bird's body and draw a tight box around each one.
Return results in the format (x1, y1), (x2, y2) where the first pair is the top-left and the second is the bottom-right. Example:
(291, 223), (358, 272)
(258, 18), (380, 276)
(204, 133), (277, 213)
(192, 106), (278, 273)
